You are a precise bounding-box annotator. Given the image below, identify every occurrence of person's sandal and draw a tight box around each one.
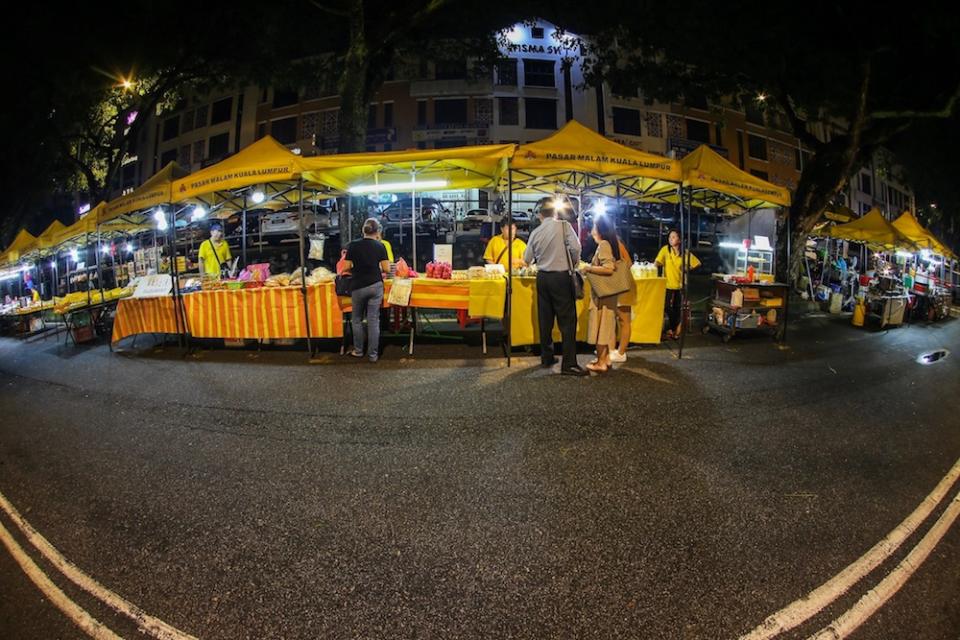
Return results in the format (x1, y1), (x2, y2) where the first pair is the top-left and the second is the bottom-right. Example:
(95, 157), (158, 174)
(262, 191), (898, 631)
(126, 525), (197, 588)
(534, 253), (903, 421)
(585, 362), (609, 373)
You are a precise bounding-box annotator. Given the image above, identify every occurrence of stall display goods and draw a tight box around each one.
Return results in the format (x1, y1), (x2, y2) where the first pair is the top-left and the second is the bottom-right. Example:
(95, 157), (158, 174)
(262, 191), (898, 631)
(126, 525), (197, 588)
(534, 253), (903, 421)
(703, 276), (788, 342)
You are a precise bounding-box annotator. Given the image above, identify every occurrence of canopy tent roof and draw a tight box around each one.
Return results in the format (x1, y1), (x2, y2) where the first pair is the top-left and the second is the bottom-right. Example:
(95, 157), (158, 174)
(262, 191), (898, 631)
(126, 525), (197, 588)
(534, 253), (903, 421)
(891, 211), (956, 259)
(1, 229), (38, 265)
(826, 208), (917, 250)
(171, 136), (301, 204)
(300, 143), (514, 193)
(37, 220), (68, 250)
(102, 162), (189, 222)
(823, 204), (856, 223)
(506, 120), (681, 199)
(51, 204), (105, 247)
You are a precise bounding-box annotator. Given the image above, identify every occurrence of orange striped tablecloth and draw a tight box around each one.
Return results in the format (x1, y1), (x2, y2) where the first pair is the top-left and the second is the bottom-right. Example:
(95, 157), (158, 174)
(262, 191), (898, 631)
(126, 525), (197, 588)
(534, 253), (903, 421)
(339, 278), (505, 317)
(182, 283), (343, 340)
(112, 296), (181, 343)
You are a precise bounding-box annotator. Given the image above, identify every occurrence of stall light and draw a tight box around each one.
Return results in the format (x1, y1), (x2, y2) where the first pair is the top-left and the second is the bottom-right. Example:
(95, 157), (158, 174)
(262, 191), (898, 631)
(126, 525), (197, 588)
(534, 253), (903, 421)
(154, 207), (168, 231)
(550, 196), (568, 210)
(101, 244), (111, 255)
(49, 261), (56, 269)
(191, 205), (207, 221)
(719, 241), (744, 249)
(70, 248), (79, 262)
(125, 243), (134, 253)
(347, 180), (447, 194)
(594, 198), (607, 216)
(896, 250), (914, 259)
(920, 248), (932, 259)
(251, 190), (266, 204)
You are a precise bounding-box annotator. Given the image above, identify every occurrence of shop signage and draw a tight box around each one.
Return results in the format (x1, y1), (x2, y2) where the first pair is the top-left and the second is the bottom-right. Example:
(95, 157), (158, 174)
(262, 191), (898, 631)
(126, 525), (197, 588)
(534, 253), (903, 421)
(132, 274), (173, 298)
(413, 126), (487, 142)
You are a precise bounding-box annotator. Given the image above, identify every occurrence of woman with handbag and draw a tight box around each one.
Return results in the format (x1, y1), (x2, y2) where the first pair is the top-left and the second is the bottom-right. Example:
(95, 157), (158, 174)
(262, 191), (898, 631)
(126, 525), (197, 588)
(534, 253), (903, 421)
(582, 215), (625, 373)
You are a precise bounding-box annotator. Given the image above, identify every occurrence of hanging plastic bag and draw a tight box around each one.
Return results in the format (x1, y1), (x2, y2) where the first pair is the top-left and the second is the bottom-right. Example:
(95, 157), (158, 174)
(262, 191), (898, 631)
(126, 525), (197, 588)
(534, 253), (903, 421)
(336, 249), (350, 276)
(308, 234), (325, 261)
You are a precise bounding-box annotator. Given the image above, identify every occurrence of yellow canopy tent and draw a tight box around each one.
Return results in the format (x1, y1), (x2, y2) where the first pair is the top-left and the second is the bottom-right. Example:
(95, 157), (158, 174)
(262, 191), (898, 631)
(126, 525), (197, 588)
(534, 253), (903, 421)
(1, 229), (38, 266)
(101, 162), (189, 222)
(507, 120), (681, 198)
(52, 204), (104, 247)
(826, 208), (917, 251)
(299, 143), (514, 193)
(171, 136), (301, 204)
(37, 220), (67, 251)
(891, 211), (956, 259)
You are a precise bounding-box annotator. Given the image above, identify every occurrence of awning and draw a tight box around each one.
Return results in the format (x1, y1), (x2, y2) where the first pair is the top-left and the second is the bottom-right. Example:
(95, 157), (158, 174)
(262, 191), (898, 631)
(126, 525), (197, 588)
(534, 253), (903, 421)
(891, 211), (956, 259)
(101, 162), (189, 222)
(507, 120), (681, 198)
(37, 220), (67, 251)
(823, 204), (856, 223)
(300, 143), (515, 193)
(668, 145), (792, 211)
(52, 204), (105, 246)
(172, 136), (301, 203)
(1, 229), (38, 265)
(826, 208), (917, 250)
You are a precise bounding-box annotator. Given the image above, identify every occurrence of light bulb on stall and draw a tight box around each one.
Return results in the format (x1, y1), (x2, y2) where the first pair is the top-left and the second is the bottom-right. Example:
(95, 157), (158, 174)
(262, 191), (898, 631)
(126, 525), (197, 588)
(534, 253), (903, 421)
(125, 243), (134, 253)
(251, 191), (266, 204)
(70, 248), (79, 262)
(154, 207), (168, 231)
(550, 196), (566, 210)
(192, 205), (207, 221)
(101, 244), (111, 255)
(595, 198), (607, 216)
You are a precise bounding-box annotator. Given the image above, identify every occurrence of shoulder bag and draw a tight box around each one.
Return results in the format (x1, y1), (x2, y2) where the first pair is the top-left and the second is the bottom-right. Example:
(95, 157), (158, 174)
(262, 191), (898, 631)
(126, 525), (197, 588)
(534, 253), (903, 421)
(560, 220), (585, 300)
(585, 243), (632, 299)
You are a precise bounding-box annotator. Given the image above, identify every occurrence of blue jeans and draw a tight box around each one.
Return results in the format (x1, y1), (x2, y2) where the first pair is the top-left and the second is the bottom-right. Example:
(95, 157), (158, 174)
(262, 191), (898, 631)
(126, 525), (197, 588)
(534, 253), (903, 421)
(350, 281), (384, 359)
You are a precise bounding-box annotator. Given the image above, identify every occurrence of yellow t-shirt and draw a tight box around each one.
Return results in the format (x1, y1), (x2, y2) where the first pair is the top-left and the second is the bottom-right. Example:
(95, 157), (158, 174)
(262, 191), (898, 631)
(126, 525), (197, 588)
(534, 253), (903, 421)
(381, 238), (394, 262)
(655, 245), (701, 290)
(198, 239), (232, 277)
(483, 235), (527, 269)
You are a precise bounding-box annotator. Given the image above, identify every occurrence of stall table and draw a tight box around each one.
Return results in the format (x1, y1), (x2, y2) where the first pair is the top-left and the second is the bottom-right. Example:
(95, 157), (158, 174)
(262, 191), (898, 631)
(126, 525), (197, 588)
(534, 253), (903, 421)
(866, 292), (909, 328)
(704, 278), (788, 343)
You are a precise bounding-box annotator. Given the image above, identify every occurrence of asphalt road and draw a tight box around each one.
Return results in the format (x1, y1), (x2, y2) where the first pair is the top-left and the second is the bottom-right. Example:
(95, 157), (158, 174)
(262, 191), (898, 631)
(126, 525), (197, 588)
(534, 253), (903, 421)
(0, 313), (958, 639)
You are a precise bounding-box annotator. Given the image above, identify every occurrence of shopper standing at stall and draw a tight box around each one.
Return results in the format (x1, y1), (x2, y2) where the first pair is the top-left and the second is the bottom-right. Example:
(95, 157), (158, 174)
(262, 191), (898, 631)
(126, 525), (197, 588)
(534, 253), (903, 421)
(344, 218), (390, 363)
(523, 203), (587, 376)
(198, 223), (232, 278)
(610, 236), (634, 363)
(656, 228), (701, 340)
(583, 216), (621, 373)
(484, 221), (527, 270)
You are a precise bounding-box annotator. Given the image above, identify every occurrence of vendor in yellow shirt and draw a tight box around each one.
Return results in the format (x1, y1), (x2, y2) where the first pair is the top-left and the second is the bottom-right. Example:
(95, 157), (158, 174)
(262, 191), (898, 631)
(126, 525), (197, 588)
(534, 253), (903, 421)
(483, 222), (527, 270)
(655, 228), (701, 339)
(376, 232), (394, 262)
(198, 223), (232, 278)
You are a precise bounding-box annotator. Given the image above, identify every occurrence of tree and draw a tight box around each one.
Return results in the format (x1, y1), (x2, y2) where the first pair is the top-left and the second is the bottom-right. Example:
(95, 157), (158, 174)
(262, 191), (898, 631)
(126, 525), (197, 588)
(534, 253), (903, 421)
(572, 1), (960, 281)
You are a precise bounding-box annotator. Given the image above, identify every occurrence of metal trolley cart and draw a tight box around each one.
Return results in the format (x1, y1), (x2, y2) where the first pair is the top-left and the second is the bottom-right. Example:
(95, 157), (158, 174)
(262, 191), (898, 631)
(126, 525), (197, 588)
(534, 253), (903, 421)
(703, 277), (788, 343)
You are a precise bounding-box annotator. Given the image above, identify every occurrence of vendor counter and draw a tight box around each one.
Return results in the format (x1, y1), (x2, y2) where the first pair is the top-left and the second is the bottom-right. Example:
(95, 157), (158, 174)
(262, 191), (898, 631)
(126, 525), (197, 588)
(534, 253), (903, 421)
(510, 276), (666, 346)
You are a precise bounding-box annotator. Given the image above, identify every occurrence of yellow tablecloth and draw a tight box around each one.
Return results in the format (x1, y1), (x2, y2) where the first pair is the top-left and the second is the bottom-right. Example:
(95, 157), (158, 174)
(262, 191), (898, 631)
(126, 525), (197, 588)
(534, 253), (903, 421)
(510, 276), (666, 346)
(338, 278), (507, 319)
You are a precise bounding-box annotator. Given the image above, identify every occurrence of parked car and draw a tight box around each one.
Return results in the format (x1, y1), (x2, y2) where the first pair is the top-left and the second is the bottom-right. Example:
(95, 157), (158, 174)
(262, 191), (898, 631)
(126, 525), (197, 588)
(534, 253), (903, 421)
(381, 197), (449, 223)
(259, 207), (331, 235)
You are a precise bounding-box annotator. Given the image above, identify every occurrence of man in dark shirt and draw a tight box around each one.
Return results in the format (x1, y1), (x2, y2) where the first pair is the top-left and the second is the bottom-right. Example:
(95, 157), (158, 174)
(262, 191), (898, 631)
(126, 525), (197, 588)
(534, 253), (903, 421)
(344, 218), (390, 362)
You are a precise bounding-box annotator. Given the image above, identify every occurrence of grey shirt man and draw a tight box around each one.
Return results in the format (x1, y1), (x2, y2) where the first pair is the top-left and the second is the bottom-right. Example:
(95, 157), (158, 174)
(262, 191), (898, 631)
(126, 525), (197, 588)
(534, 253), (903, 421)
(523, 217), (581, 271)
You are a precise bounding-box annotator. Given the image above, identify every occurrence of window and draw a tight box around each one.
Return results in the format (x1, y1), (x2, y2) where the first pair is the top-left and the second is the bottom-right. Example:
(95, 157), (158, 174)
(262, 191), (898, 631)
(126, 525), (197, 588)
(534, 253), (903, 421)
(499, 97), (519, 126)
(367, 105), (377, 129)
(271, 116), (298, 144)
(178, 145), (190, 166)
(210, 97), (232, 125)
(644, 112), (663, 138)
(272, 88), (299, 108)
(194, 106), (208, 129)
(750, 169), (769, 181)
(208, 132), (229, 159)
(860, 173), (872, 195)
(417, 100), (427, 126)
(747, 134), (768, 161)
(160, 148), (177, 166)
(523, 59), (555, 87)
(686, 119), (711, 144)
(435, 137), (467, 149)
(525, 98), (557, 129)
(435, 99), (467, 125)
(745, 101), (765, 125)
(435, 58), (467, 80)
(685, 92), (709, 110)
(496, 59), (518, 86)
(192, 140), (204, 164)
(162, 116), (179, 142)
(383, 103), (394, 127)
(475, 98), (493, 125)
(612, 107), (641, 136)
(181, 109), (194, 133)
(531, 26), (544, 39)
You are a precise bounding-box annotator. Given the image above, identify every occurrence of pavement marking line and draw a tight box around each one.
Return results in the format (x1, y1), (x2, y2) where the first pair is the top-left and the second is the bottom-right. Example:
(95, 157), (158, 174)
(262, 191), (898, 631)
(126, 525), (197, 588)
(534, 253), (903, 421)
(808, 489), (960, 640)
(740, 456), (960, 640)
(0, 519), (123, 640)
(0, 490), (199, 640)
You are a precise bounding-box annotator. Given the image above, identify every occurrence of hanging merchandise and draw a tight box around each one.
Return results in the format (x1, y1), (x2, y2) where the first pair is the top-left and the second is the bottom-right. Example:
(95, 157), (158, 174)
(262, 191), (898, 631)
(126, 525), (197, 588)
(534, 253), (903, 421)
(308, 234), (326, 261)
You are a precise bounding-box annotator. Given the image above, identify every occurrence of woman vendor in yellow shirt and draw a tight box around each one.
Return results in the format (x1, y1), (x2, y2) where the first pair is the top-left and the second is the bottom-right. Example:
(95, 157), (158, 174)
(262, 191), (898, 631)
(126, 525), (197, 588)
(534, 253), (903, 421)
(655, 228), (701, 339)
(197, 223), (233, 278)
(483, 222), (527, 270)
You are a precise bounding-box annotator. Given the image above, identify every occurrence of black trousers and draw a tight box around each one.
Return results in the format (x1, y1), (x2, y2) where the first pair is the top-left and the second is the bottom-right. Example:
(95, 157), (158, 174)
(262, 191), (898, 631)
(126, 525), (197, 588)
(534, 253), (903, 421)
(536, 271), (578, 369)
(665, 288), (683, 332)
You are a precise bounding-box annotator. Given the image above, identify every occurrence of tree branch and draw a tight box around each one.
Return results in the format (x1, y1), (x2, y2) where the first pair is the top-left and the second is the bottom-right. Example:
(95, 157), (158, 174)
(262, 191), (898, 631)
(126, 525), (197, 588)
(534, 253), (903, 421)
(870, 82), (960, 120)
(775, 90), (823, 151)
(310, 1), (349, 18)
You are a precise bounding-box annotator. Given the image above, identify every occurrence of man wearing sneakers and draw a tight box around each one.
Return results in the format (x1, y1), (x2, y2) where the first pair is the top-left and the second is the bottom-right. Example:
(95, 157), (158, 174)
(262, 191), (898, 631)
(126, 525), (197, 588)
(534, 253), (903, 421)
(343, 218), (390, 362)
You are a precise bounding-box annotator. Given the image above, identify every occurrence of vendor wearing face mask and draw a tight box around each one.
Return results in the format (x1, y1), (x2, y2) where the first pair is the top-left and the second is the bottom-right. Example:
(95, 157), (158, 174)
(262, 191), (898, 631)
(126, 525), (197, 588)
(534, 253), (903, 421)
(198, 223), (232, 278)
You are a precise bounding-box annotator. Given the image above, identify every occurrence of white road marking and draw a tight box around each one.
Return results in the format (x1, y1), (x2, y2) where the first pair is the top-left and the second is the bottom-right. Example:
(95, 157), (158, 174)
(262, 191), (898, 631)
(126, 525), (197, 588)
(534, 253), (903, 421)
(0, 490), (198, 640)
(0, 519), (122, 640)
(808, 489), (960, 639)
(740, 456), (960, 639)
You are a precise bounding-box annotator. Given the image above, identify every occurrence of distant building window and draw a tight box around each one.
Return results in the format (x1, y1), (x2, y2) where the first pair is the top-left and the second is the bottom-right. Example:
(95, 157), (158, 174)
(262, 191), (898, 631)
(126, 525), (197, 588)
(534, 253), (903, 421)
(531, 26), (545, 39)
(435, 59), (467, 80)
(435, 138), (468, 149)
(208, 132), (230, 159)
(181, 109), (194, 133)
(523, 59), (555, 87)
(612, 107), (641, 136)
(499, 97), (519, 126)
(686, 119), (711, 144)
(644, 112), (663, 138)
(417, 100), (427, 126)
(750, 169), (769, 180)
(178, 145), (190, 167)
(194, 106), (208, 129)
(496, 59), (518, 86)
(210, 97), (233, 125)
(435, 99), (467, 125)
(367, 105), (377, 129)
(747, 134), (768, 161)
(273, 88), (299, 108)
(475, 98), (493, 125)
(685, 92), (709, 110)
(383, 103), (394, 127)
(160, 148), (177, 166)
(525, 98), (557, 129)
(192, 140), (204, 164)
(860, 173), (872, 195)
(271, 116), (298, 145)
(162, 116), (179, 142)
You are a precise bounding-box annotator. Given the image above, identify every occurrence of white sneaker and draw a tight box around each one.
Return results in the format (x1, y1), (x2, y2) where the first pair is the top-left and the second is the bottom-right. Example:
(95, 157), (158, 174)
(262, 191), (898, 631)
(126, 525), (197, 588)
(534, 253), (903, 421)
(609, 349), (627, 363)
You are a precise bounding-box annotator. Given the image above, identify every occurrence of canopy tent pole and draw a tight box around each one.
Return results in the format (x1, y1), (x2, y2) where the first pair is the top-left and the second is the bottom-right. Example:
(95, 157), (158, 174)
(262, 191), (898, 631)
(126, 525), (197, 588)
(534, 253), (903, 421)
(297, 178), (314, 357)
(95, 226), (105, 307)
(506, 170), (513, 367)
(782, 207), (791, 345)
(678, 186), (688, 360)
(167, 205), (186, 350)
(85, 232), (91, 308)
(412, 166), (418, 271)
(242, 196), (248, 268)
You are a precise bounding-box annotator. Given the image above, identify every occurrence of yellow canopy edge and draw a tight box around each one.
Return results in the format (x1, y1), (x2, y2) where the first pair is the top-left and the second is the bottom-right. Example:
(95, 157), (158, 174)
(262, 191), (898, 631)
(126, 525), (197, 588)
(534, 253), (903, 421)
(52, 204), (105, 246)
(679, 145), (791, 209)
(891, 211), (956, 259)
(37, 220), (68, 250)
(172, 136), (300, 202)
(102, 162), (189, 222)
(826, 208), (916, 250)
(1, 229), (38, 265)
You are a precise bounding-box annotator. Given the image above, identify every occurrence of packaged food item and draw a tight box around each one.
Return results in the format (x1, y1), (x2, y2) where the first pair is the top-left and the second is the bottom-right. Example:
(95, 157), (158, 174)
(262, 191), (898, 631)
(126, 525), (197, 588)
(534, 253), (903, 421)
(395, 258), (410, 278)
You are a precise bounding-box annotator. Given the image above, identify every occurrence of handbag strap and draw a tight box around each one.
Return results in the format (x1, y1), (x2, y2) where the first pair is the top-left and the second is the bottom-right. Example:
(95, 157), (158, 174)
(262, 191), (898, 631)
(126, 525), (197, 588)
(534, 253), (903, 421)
(205, 239), (225, 272)
(559, 219), (576, 275)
